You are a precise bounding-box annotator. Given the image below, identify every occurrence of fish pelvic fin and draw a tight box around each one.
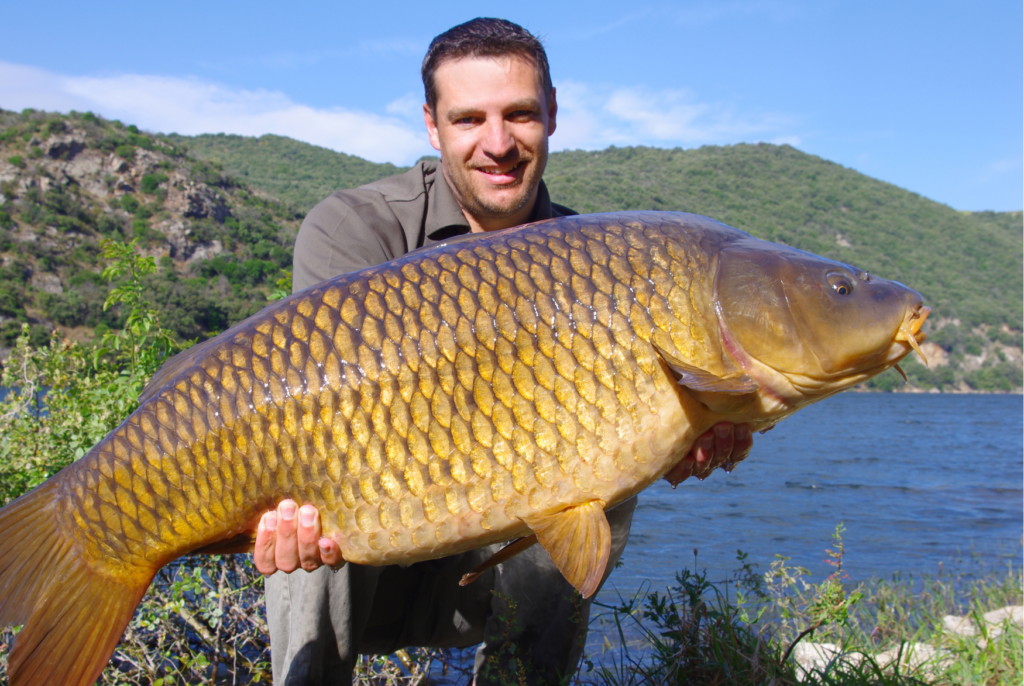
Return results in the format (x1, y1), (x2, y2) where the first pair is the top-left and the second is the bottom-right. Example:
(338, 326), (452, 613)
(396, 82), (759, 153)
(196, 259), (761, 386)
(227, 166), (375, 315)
(522, 501), (611, 598)
(459, 534), (539, 587)
(0, 480), (156, 686)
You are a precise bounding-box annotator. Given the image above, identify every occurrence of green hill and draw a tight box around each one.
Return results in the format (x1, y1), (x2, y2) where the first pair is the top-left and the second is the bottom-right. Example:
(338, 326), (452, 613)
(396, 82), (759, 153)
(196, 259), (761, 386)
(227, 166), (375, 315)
(2, 110), (1021, 391)
(0, 110), (302, 348)
(164, 133), (408, 213)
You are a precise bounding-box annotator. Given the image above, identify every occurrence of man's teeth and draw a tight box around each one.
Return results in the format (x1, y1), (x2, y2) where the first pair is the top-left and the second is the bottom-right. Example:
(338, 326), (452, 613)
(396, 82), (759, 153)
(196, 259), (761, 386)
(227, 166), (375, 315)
(480, 164), (520, 175)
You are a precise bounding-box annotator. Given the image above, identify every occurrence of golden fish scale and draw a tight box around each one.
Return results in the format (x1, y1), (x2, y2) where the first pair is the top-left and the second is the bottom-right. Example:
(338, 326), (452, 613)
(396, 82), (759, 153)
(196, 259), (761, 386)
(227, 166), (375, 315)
(55, 214), (729, 574)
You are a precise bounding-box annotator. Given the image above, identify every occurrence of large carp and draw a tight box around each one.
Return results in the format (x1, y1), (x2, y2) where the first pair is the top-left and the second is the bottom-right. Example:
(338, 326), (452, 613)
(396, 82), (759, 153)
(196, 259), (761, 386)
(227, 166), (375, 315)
(0, 212), (928, 685)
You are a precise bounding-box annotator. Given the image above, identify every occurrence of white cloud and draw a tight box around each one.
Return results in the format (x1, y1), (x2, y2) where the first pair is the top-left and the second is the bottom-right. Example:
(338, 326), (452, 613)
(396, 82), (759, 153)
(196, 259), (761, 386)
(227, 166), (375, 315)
(0, 61), (801, 164)
(0, 61), (433, 165)
(385, 92), (425, 121)
(552, 79), (798, 152)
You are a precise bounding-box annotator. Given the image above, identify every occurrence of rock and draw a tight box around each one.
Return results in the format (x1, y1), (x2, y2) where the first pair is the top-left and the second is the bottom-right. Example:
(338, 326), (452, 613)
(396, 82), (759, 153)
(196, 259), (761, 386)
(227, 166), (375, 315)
(186, 240), (225, 264)
(791, 642), (864, 681)
(30, 272), (63, 295)
(982, 605), (1023, 630)
(184, 189), (230, 222)
(942, 614), (976, 637)
(46, 135), (86, 161)
(874, 642), (953, 674)
(942, 605), (1023, 644)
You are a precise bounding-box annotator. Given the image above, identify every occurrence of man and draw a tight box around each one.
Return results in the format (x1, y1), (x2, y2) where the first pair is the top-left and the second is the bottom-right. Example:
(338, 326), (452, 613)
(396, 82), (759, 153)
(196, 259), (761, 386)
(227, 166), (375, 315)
(253, 18), (752, 685)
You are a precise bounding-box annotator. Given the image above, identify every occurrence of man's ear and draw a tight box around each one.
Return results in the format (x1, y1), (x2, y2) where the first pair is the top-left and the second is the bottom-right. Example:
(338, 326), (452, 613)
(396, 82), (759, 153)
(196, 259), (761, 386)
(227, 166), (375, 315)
(547, 87), (557, 136)
(423, 103), (442, 152)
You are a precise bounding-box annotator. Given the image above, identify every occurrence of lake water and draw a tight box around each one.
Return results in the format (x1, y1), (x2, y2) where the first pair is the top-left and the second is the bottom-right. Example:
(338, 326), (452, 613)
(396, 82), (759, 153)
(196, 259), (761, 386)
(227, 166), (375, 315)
(600, 393), (1023, 605)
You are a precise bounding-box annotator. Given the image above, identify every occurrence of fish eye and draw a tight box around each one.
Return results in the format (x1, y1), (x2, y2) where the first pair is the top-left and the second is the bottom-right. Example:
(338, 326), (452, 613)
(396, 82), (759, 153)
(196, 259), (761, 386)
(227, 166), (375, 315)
(827, 272), (854, 296)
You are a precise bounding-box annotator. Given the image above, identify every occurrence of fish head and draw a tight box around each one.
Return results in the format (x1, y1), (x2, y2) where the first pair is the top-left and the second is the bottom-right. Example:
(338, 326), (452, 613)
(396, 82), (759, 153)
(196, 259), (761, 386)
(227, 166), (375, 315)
(714, 236), (929, 398)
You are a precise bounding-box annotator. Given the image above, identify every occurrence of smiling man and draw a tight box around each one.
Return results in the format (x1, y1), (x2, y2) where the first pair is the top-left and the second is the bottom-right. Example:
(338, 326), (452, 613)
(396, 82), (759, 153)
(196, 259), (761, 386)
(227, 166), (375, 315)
(255, 18), (751, 685)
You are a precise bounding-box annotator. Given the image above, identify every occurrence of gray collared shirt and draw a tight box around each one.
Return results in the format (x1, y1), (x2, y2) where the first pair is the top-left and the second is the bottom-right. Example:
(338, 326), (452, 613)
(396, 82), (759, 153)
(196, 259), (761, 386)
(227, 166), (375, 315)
(293, 159), (575, 291)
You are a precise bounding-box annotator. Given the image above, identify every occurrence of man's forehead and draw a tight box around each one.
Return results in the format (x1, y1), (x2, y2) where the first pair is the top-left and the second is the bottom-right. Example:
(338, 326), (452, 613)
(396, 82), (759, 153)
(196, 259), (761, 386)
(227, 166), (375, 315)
(432, 54), (546, 107)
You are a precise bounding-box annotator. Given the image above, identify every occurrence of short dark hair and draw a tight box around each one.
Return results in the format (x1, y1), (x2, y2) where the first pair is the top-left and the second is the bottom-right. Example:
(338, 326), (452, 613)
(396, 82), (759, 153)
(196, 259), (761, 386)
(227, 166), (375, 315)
(422, 18), (552, 113)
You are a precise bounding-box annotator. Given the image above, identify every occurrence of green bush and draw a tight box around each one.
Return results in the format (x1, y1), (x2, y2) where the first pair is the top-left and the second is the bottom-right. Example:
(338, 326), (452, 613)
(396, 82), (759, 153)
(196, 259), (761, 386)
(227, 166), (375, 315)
(120, 194), (140, 214)
(27, 146), (43, 159)
(964, 363), (1023, 392)
(115, 143), (136, 161)
(6, 155), (24, 169)
(140, 172), (168, 194)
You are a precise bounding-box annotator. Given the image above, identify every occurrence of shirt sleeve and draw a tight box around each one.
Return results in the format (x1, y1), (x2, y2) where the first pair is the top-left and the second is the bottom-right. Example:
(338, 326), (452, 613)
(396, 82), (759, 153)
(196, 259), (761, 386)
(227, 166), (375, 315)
(292, 191), (407, 293)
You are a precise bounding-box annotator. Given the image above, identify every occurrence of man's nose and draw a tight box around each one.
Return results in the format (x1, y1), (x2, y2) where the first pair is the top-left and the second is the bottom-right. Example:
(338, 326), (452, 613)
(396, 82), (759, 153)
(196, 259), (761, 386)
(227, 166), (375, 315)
(480, 119), (516, 158)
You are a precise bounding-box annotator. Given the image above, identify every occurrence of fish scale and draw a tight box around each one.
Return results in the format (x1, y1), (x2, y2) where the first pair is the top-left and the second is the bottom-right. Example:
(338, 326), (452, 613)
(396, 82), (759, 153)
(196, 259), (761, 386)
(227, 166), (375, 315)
(1, 211), (929, 685)
(54, 214), (712, 573)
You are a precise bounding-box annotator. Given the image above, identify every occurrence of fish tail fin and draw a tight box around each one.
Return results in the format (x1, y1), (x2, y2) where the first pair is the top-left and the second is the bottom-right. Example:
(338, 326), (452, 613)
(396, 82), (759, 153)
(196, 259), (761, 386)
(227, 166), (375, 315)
(0, 481), (155, 686)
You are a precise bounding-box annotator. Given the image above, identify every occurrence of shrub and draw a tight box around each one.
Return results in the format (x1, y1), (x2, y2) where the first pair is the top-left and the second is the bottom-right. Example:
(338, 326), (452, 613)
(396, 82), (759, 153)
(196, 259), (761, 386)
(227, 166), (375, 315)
(6, 155), (24, 169)
(120, 194), (140, 214)
(140, 172), (168, 194)
(115, 144), (135, 161)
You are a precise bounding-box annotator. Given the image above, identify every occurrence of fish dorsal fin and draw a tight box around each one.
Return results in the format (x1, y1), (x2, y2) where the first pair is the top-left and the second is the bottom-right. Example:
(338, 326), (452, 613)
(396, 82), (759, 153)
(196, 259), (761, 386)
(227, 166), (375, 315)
(137, 337), (221, 404)
(521, 501), (611, 598)
(653, 343), (759, 394)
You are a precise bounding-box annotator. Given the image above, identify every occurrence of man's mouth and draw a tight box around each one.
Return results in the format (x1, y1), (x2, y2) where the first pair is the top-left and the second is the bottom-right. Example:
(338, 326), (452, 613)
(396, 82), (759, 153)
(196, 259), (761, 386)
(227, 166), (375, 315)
(475, 160), (527, 183)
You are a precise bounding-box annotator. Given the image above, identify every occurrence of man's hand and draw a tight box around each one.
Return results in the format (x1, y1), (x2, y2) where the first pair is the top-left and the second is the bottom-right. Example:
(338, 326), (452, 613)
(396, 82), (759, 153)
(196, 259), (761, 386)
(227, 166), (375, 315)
(253, 500), (344, 575)
(663, 422), (752, 487)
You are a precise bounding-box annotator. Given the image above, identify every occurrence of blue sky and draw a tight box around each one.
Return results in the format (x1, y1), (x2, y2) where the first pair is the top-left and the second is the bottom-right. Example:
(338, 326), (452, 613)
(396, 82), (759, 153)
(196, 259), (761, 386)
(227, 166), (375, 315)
(1, 1), (1020, 211)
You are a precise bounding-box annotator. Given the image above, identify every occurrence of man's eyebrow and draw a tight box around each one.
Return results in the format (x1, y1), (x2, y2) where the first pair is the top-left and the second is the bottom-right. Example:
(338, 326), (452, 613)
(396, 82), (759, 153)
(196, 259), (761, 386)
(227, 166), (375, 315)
(445, 99), (542, 122)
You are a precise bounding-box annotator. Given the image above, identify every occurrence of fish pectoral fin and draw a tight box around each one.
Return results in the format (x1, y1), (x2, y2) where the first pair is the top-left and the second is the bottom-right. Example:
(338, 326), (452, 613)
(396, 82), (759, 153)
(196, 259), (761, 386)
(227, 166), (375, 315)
(521, 501), (611, 598)
(654, 344), (759, 394)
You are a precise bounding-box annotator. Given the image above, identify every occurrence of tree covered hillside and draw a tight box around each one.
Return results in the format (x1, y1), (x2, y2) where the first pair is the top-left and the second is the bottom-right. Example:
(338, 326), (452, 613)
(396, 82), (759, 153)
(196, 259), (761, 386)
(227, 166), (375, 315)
(0, 110), (302, 348)
(164, 132), (407, 214)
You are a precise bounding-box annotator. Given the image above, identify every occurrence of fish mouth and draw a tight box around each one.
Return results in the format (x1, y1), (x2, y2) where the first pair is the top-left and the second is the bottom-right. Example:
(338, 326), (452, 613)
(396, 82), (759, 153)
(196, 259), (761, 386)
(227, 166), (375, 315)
(893, 305), (931, 366)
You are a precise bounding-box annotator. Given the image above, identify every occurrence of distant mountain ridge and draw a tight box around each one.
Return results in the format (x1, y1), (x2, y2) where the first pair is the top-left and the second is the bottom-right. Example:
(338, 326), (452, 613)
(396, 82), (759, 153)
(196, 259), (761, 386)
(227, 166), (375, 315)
(2, 113), (1021, 392)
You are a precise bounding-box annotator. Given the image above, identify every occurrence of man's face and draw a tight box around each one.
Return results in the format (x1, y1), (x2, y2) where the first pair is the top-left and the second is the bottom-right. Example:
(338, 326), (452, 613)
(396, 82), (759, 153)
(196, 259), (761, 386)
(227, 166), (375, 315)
(424, 55), (557, 232)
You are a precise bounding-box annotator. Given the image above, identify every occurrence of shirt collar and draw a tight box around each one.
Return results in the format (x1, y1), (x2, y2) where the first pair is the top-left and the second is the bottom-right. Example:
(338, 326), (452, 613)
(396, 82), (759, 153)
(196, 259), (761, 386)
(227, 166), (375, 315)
(424, 160), (557, 243)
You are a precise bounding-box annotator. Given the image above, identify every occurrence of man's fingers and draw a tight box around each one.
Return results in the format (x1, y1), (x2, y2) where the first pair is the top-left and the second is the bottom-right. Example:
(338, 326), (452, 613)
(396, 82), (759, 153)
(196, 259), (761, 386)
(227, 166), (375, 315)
(274, 500), (300, 573)
(713, 423), (735, 465)
(297, 505), (323, 572)
(733, 424), (753, 463)
(663, 457), (695, 487)
(254, 511), (278, 575)
(672, 422), (755, 485)
(318, 537), (344, 568)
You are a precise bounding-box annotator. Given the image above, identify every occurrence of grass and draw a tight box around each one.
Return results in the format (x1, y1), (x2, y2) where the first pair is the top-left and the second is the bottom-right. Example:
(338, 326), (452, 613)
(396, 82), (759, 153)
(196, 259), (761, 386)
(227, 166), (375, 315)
(576, 543), (1022, 686)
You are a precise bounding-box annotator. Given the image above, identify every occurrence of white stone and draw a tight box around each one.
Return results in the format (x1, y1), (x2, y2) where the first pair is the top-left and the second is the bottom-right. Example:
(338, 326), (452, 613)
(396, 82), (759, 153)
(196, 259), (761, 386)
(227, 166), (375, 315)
(30, 272), (63, 295)
(942, 614), (976, 637)
(874, 642), (953, 674)
(791, 642), (863, 681)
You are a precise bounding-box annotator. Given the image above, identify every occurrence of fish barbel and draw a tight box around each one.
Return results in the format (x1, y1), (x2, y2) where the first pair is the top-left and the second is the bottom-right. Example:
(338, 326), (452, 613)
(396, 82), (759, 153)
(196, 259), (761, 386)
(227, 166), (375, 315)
(0, 212), (928, 685)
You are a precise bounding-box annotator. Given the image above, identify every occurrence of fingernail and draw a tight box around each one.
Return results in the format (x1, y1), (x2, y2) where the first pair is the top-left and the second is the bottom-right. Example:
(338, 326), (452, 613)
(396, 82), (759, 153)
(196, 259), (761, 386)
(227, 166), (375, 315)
(318, 538), (331, 552)
(265, 513), (277, 531)
(715, 424), (730, 439)
(736, 426), (749, 440)
(700, 436), (713, 452)
(300, 506), (316, 527)
(280, 501), (296, 521)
